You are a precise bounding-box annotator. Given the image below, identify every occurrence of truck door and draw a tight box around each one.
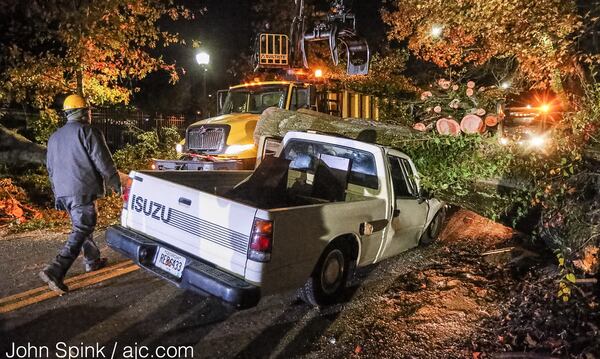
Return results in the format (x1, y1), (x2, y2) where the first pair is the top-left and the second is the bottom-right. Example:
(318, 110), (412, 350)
(288, 85), (311, 111)
(380, 152), (429, 259)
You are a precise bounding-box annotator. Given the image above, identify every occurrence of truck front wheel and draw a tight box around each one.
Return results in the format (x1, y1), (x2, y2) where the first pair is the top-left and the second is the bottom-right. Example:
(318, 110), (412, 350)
(299, 245), (349, 307)
(420, 207), (446, 245)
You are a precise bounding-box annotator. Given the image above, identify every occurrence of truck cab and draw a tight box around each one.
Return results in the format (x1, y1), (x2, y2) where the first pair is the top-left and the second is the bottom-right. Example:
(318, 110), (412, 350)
(497, 103), (560, 151)
(154, 79), (381, 171)
(154, 81), (315, 171)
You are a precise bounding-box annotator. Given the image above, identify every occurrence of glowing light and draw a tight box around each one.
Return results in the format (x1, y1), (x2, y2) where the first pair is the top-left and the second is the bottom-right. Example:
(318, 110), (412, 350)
(314, 69), (323, 78)
(499, 137), (509, 145)
(431, 25), (443, 38)
(526, 104), (532, 109)
(539, 104), (551, 113)
(195, 51), (210, 65)
(224, 144), (255, 155)
(175, 143), (183, 154)
(530, 136), (546, 147)
(500, 81), (511, 90)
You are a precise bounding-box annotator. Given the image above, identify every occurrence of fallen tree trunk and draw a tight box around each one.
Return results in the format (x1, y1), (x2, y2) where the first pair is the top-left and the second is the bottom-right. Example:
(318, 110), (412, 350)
(255, 108), (528, 222)
(254, 107), (425, 147)
(0, 125), (46, 166)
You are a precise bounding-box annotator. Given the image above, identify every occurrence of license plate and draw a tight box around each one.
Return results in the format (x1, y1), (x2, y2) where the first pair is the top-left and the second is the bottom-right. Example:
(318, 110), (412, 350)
(154, 247), (186, 278)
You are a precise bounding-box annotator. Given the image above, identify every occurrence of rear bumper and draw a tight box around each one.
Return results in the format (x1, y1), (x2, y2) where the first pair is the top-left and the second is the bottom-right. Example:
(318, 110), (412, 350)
(106, 225), (261, 309)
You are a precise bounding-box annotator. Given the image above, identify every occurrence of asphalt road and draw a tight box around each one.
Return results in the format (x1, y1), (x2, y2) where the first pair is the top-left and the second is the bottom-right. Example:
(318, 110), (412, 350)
(0, 229), (435, 359)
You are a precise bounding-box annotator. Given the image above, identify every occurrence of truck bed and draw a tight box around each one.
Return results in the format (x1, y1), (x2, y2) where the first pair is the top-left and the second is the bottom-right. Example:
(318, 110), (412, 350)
(143, 170), (252, 194)
(142, 160), (371, 211)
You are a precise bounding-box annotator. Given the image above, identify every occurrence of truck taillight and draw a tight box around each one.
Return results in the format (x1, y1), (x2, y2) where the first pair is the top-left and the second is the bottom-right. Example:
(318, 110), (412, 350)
(122, 178), (133, 208)
(248, 218), (273, 262)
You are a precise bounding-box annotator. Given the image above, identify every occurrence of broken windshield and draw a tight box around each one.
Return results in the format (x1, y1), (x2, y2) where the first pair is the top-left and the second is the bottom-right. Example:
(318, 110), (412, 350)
(221, 85), (288, 114)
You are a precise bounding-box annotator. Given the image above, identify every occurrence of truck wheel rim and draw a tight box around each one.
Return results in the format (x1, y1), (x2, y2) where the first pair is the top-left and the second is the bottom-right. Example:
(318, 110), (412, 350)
(321, 249), (344, 295)
(429, 212), (443, 238)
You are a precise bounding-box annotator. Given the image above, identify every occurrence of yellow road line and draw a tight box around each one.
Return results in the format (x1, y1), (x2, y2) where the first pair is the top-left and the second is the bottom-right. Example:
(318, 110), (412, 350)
(0, 262), (139, 314)
(0, 260), (134, 305)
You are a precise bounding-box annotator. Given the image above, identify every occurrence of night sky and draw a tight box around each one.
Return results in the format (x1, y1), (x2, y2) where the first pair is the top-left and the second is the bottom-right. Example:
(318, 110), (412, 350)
(134, 1), (254, 113)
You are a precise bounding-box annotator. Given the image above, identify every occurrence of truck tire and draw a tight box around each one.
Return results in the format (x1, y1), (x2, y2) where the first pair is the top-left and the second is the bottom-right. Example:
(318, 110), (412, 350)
(420, 207), (446, 245)
(299, 244), (350, 307)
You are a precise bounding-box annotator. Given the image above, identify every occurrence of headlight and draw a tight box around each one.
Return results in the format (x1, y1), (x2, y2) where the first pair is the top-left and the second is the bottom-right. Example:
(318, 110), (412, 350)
(224, 144), (255, 155)
(175, 143), (183, 153)
(529, 136), (546, 147)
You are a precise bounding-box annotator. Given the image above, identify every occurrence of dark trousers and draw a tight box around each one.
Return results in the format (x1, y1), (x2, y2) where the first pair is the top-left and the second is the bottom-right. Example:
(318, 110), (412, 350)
(48, 196), (100, 279)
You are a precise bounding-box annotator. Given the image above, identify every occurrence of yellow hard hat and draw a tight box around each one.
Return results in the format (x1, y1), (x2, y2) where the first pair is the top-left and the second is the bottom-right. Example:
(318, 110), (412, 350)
(63, 94), (88, 110)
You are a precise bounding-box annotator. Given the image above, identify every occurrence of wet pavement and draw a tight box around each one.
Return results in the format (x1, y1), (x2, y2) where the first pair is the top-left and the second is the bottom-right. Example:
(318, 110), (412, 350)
(0, 229), (436, 359)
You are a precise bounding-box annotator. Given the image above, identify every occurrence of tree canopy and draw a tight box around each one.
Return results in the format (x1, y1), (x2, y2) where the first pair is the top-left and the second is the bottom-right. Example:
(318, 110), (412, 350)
(382, 0), (598, 90)
(0, 0), (193, 109)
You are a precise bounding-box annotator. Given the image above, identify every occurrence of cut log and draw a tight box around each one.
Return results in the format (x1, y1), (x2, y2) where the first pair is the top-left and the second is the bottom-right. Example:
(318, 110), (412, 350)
(460, 115), (485, 134)
(0, 125), (46, 166)
(436, 118), (461, 136)
(485, 115), (498, 127)
(413, 122), (426, 132)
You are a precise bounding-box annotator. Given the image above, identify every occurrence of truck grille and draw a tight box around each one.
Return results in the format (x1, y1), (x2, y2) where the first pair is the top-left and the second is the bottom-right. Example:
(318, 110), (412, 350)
(187, 126), (226, 151)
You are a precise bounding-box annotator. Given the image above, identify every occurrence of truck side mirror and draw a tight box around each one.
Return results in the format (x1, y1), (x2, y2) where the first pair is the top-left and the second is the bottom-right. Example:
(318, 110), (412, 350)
(217, 89), (228, 114)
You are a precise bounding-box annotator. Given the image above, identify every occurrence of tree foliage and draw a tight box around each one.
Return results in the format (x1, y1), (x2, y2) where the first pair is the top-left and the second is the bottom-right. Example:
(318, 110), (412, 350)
(112, 126), (181, 172)
(382, 0), (597, 89)
(0, 0), (193, 109)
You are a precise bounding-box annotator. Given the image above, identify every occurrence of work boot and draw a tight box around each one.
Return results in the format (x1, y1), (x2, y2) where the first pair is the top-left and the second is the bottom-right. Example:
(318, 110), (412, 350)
(39, 268), (69, 294)
(85, 257), (108, 273)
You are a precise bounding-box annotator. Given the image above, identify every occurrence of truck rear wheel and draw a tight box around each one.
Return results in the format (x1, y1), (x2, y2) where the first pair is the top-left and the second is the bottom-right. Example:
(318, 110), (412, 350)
(299, 244), (349, 307)
(420, 207), (446, 245)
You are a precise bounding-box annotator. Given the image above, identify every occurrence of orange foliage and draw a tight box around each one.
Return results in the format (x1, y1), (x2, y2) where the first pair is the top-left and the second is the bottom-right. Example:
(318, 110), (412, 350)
(0, 179), (43, 225)
(382, 0), (595, 88)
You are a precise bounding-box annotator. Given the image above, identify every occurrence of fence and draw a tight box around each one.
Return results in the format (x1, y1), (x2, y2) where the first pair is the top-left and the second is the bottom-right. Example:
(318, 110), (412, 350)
(90, 107), (188, 151)
(1, 107), (192, 151)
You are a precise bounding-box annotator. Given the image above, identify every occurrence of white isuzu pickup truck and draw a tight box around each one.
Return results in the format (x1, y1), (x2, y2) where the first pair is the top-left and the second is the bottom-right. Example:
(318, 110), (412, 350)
(107, 131), (446, 309)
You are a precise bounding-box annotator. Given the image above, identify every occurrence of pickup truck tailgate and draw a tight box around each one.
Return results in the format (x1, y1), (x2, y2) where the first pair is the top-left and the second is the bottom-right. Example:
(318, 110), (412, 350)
(125, 172), (257, 277)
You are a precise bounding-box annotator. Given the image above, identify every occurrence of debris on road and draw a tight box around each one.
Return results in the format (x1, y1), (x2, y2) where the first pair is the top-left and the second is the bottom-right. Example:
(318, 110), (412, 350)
(307, 209), (599, 358)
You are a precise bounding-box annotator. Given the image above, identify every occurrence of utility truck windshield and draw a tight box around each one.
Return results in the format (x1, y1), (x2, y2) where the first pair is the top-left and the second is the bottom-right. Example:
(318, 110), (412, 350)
(222, 85), (288, 114)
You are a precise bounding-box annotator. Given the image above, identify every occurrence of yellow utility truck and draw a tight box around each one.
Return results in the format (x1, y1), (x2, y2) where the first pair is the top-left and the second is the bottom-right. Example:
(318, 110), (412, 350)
(153, 79), (379, 170)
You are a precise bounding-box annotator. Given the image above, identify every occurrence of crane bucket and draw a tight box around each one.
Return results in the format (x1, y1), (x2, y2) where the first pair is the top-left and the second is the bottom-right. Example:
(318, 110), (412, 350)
(254, 33), (290, 70)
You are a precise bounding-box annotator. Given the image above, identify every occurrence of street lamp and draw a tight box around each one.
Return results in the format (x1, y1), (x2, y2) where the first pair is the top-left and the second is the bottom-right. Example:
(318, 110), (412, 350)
(431, 25), (443, 38)
(195, 51), (210, 66)
(195, 51), (210, 118)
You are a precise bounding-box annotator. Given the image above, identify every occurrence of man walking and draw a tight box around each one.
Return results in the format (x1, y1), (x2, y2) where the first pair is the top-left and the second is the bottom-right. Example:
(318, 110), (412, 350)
(39, 94), (121, 294)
